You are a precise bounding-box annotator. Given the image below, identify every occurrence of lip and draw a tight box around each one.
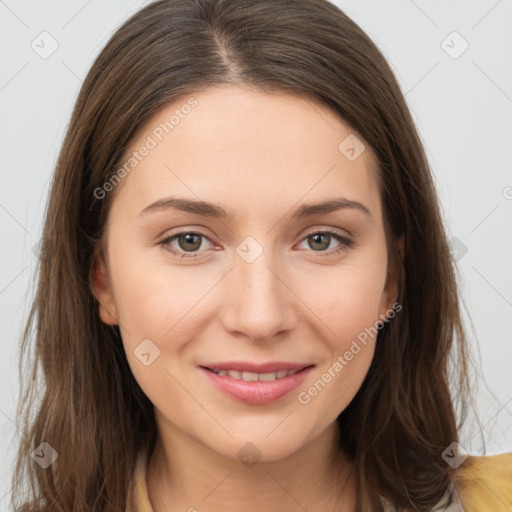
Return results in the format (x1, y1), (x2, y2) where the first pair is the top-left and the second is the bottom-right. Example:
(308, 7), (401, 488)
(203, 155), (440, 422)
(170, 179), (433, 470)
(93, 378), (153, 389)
(201, 361), (313, 373)
(199, 364), (315, 405)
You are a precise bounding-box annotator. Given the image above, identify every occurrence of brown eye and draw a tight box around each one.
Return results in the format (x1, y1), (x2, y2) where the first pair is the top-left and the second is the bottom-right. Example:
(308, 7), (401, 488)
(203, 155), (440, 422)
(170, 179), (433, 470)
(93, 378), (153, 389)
(159, 231), (213, 259)
(298, 230), (354, 257)
(176, 233), (203, 252)
(307, 233), (331, 251)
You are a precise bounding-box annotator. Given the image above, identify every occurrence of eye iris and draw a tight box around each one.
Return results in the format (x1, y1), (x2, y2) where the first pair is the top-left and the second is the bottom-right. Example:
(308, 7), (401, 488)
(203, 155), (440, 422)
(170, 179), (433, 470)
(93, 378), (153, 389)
(178, 233), (202, 251)
(309, 233), (330, 251)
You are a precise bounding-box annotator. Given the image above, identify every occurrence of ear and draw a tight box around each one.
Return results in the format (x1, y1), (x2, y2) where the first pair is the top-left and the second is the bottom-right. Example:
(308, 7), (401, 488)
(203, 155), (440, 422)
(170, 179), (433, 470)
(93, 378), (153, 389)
(379, 233), (404, 318)
(89, 248), (119, 326)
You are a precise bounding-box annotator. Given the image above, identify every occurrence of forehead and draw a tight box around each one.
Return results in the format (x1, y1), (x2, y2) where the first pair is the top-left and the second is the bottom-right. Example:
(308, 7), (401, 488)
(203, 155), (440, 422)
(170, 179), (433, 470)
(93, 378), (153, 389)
(109, 85), (381, 223)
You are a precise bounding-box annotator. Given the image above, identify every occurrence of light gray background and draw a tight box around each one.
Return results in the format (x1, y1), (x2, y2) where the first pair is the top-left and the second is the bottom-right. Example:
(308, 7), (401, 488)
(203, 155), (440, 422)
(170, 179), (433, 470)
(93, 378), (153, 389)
(1, 0), (511, 507)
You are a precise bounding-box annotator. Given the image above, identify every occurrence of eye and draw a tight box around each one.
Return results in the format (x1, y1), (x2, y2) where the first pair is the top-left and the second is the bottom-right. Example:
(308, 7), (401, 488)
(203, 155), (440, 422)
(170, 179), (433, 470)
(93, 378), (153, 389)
(158, 231), (214, 259)
(158, 229), (354, 260)
(297, 230), (354, 257)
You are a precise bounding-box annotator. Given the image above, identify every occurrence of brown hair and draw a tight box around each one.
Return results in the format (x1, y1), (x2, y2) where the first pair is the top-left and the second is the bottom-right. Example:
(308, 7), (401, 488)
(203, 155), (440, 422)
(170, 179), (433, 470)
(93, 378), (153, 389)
(12, 0), (482, 511)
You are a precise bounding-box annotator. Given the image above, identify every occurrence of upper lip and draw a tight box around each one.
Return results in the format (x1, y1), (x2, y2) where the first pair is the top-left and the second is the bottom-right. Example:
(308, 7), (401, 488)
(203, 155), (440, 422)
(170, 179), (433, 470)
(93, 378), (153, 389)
(200, 361), (315, 373)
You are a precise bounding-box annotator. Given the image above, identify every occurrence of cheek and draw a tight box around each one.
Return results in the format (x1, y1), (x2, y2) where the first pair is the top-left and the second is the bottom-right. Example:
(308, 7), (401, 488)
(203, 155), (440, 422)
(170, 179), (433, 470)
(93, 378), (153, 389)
(107, 247), (220, 395)
(296, 283), (380, 420)
(301, 255), (388, 342)
(107, 240), (201, 337)
(293, 249), (386, 413)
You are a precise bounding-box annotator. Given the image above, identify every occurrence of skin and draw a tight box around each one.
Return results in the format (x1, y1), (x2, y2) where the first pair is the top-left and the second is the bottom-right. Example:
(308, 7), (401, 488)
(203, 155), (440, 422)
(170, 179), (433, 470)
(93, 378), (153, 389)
(91, 84), (402, 511)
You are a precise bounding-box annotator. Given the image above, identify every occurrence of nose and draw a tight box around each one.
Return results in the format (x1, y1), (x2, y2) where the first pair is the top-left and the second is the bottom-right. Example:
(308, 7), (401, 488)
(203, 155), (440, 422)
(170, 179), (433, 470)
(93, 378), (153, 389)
(219, 247), (297, 342)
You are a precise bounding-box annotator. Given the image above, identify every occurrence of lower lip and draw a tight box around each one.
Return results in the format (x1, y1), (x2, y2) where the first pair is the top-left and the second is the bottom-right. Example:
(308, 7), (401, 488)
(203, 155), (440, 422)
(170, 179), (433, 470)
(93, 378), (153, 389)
(199, 366), (314, 405)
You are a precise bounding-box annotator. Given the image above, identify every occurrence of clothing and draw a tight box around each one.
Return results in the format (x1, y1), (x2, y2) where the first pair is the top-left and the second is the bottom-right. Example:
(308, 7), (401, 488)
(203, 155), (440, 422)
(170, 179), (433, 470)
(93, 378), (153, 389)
(126, 447), (512, 511)
(381, 482), (466, 511)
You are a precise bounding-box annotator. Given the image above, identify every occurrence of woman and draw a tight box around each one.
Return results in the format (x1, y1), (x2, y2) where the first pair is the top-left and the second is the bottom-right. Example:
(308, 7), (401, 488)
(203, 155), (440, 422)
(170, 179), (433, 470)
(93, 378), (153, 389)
(11, 0), (511, 511)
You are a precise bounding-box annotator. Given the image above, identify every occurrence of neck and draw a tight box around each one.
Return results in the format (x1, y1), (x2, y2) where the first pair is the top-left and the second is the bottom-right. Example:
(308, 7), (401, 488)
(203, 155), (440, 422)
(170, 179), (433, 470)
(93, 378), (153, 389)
(146, 418), (357, 512)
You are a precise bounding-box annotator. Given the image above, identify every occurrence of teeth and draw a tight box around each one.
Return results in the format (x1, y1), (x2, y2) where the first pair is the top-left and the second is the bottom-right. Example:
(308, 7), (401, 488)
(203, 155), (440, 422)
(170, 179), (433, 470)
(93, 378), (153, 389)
(259, 372), (277, 381)
(212, 368), (301, 381)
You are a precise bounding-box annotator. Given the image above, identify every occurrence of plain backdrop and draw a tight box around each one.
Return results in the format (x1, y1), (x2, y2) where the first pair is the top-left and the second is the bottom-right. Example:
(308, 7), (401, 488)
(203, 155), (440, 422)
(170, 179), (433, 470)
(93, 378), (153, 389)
(1, 0), (511, 507)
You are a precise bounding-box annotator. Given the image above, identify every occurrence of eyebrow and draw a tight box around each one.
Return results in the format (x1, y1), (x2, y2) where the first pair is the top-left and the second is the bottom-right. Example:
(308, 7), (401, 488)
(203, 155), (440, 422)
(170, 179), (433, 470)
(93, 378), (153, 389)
(139, 196), (372, 220)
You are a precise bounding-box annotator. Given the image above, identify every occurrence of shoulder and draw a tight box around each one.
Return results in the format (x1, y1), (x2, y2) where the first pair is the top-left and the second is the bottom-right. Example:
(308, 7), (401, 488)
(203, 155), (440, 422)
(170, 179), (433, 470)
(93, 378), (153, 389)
(451, 452), (512, 512)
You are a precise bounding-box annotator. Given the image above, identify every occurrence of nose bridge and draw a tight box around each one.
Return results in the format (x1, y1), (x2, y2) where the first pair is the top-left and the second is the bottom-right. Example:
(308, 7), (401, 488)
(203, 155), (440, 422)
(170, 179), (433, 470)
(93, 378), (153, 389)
(221, 236), (295, 340)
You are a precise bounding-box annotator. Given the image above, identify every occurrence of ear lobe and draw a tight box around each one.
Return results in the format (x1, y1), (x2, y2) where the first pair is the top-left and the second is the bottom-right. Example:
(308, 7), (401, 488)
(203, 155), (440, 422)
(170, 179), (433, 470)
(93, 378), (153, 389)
(89, 249), (119, 326)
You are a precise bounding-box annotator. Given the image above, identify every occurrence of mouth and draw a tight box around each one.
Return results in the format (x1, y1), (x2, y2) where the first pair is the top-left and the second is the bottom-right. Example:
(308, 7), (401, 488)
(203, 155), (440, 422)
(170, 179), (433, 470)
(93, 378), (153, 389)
(200, 366), (313, 382)
(198, 363), (315, 404)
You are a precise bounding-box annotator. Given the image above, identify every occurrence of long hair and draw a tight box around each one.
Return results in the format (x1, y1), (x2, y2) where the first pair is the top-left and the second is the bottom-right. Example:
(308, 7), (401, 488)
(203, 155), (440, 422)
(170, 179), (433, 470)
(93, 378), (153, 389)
(11, 1), (480, 510)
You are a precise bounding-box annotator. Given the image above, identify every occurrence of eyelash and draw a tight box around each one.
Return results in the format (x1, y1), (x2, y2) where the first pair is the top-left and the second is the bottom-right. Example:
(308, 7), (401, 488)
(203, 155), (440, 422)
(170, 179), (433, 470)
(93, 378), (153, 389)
(157, 229), (355, 260)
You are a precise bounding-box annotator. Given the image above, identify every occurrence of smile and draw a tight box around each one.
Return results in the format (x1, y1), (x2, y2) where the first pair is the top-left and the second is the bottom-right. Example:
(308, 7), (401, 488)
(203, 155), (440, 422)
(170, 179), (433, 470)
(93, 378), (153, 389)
(208, 368), (302, 381)
(199, 365), (314, 404)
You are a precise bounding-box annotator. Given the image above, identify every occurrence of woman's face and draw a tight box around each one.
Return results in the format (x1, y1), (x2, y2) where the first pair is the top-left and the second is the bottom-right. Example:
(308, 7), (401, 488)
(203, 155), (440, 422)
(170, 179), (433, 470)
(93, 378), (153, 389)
(92, 85), (400, 462)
